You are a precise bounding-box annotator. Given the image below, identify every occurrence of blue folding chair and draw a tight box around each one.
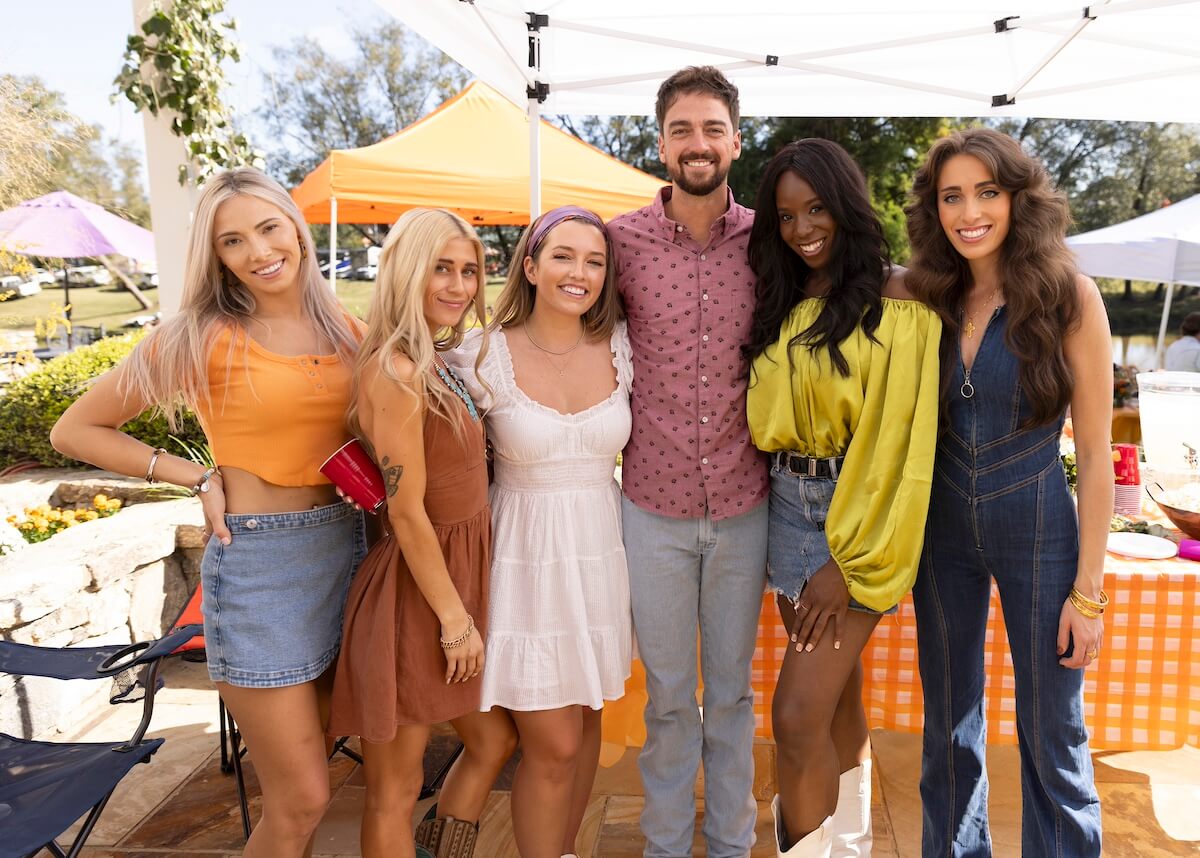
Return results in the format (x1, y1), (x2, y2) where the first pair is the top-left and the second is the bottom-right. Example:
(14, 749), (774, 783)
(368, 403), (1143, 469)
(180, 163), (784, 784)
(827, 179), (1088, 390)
(0, 623), (202, 858)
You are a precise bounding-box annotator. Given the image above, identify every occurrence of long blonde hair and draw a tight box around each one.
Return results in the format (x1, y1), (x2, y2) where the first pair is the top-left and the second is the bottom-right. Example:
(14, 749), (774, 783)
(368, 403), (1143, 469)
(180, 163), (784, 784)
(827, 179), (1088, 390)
(118, 167), (359, 426)
(347, 208), (488, 445)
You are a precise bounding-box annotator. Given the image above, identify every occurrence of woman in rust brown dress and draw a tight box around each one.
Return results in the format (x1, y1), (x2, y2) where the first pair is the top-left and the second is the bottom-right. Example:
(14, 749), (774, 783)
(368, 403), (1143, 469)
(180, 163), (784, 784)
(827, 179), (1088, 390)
(328, 208), (516, 858)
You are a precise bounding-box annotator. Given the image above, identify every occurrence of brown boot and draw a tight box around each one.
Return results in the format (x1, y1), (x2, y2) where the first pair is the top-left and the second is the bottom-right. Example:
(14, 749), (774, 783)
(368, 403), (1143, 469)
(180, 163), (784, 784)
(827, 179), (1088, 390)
(414, 815), (443, 854)
(435, 816), (478, 858)
(415, 815), (478, 858)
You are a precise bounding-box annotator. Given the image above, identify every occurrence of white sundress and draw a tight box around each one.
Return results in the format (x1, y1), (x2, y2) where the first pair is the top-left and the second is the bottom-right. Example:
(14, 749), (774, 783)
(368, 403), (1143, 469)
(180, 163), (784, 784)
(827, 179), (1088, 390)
(449, 324), (633, 711)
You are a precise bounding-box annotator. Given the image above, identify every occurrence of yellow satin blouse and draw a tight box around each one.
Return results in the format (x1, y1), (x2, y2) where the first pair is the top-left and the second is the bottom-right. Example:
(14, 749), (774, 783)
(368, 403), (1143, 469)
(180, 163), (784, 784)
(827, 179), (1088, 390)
(747, 297), (942, 612)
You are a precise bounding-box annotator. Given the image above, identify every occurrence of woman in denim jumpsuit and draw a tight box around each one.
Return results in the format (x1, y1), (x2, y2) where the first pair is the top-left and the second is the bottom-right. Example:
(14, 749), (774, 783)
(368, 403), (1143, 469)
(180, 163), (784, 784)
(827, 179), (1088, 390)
(904, 128), (1112, 857)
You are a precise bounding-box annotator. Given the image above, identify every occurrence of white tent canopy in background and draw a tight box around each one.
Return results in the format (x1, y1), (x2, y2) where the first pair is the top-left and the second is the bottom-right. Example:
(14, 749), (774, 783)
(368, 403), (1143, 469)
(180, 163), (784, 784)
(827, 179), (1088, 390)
(382, 0), (1200, 215)
(1068, 194), (1200, 366)
(384, 0), (1200, 120)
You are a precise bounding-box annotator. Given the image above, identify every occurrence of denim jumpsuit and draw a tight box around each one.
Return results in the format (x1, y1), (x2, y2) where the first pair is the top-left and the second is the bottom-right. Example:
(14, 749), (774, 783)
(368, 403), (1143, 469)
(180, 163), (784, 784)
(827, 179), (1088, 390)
(913, 307), (1102, 857)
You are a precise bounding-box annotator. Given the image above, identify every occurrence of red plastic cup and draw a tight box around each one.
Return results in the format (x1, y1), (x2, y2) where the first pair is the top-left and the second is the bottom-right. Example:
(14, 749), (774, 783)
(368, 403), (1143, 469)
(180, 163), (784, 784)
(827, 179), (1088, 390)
(319, 439), (386, 512)
(1112, 443), (1141, 486)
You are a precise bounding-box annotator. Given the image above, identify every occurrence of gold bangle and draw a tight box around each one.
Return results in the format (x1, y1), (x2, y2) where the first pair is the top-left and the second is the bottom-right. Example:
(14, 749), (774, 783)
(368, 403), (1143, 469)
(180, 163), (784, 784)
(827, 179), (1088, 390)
(440, 614), (475, 650)
(145, 447), (167, 484)
(1069, 590), (1104, 618)
(1070, 587), (1108, 613)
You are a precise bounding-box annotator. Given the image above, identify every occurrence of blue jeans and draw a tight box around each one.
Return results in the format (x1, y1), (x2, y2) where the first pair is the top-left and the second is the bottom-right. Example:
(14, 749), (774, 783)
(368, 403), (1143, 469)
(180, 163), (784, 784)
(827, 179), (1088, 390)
(622, 496), (769, 858)
(914, 432), (1102, 857)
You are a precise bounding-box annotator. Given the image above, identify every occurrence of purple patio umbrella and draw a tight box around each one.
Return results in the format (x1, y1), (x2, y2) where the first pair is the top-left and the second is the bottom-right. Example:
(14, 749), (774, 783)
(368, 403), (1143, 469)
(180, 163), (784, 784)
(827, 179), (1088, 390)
(0, 191), (156, 346)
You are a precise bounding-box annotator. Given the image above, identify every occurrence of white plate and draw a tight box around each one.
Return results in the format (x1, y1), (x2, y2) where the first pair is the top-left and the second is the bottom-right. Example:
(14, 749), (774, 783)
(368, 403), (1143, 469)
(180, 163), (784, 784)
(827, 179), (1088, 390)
(1106, 532), (1178, 560)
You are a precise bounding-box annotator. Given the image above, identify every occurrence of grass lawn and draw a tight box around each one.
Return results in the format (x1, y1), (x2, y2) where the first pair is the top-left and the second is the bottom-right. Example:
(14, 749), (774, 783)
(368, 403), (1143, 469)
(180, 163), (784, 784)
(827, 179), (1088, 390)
(0, 277), (508, 337)
(0, 283), (157, 332)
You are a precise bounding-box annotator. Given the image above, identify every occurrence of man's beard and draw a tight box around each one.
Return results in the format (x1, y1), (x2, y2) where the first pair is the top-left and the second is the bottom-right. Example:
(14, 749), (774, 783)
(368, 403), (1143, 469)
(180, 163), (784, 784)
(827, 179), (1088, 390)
(667, 154), (729, 197)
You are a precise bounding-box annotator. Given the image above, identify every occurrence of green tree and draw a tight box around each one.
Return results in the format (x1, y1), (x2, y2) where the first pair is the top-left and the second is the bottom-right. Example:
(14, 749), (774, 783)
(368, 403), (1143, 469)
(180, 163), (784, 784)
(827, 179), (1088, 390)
(0, 76), (151, 278)
(46, 128), (151, 228)
(0, 76), (91, 211)
(260, 19), (467, 188)
(555, 114), (665, 179)
(994, 118), (1200, 231)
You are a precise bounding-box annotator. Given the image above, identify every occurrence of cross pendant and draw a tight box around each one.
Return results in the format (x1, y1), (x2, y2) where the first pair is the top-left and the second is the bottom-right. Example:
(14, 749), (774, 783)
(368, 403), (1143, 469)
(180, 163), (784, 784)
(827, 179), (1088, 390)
(965, 319), (977, 339)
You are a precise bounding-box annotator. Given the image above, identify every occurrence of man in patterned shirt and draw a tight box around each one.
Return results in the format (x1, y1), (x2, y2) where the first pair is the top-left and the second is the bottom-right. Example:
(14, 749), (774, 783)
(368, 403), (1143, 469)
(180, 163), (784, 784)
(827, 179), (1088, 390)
(607, 66), (770, 858)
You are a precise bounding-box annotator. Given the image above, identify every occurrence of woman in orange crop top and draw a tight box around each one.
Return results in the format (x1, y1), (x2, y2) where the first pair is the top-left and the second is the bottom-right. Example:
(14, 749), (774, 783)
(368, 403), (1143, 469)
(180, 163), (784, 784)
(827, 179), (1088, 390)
(326, 208), (516, 858)
(52, 168), (366, 858)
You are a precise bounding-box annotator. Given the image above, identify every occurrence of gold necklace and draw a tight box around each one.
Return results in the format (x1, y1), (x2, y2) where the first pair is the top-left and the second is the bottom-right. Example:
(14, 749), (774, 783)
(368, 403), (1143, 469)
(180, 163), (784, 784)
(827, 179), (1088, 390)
(523, 324), (585, 378)
(963, 288), (1001, 339)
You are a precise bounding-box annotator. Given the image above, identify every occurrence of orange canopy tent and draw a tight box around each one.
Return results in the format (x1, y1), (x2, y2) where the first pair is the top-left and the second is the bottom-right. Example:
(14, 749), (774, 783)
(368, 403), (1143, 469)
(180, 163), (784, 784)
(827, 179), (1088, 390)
(291, 80), (665, 227)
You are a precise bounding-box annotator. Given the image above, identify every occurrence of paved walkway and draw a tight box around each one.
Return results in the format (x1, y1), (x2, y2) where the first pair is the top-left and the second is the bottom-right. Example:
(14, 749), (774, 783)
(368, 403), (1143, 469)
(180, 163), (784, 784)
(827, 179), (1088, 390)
(55, 660), (1200, 857)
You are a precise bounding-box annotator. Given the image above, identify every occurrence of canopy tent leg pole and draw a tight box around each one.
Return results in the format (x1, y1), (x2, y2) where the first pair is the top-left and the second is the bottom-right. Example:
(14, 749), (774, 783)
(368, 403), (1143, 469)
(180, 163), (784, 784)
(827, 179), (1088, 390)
(1155, 281), (1176, 368)
(528, 96), (542, 220)
(329, 197), (338, 293)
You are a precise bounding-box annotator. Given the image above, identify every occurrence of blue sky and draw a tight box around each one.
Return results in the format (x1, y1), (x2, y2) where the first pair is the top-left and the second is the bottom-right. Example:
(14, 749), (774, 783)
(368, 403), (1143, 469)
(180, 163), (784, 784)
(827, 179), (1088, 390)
(3, 0), (384, 161)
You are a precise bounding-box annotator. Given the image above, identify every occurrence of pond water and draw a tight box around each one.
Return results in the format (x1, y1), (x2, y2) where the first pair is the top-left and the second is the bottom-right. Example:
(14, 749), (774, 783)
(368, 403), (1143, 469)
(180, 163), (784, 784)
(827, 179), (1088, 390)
(1113, 334), (1177, 371)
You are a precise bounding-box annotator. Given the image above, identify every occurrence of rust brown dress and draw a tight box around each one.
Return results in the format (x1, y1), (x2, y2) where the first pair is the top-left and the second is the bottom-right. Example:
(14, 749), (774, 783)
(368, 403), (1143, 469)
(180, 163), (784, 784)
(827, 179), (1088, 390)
(328, 401), (490, 743)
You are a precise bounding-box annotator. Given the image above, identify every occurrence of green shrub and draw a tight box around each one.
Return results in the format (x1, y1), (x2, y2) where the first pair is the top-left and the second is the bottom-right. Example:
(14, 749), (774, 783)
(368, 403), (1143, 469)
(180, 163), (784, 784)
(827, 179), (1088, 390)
(0, 332), (206, 467)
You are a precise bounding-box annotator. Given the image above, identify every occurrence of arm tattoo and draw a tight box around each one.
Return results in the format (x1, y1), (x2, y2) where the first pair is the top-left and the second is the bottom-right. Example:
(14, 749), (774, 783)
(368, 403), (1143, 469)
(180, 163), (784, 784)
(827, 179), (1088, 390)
(380, 456), (404, 497)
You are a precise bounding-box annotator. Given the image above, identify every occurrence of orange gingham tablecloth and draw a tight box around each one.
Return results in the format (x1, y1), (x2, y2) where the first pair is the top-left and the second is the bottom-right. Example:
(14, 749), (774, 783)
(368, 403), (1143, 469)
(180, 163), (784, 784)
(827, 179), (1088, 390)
(750, 553), (1200, 750)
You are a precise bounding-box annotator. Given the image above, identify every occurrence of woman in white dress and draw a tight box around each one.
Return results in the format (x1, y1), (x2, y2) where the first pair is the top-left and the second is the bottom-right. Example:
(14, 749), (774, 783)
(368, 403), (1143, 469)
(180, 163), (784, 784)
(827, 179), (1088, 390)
(448, 205), (633, 858)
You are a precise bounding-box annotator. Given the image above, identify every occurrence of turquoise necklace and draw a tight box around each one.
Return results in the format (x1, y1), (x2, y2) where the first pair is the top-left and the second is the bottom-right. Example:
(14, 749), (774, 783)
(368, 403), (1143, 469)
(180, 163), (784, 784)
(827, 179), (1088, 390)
(433, 355), (479, 423)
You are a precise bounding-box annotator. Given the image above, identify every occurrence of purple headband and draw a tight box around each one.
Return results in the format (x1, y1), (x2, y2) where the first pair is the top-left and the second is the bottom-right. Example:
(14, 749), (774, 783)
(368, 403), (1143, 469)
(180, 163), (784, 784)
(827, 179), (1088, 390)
(526, 205), (606, 259)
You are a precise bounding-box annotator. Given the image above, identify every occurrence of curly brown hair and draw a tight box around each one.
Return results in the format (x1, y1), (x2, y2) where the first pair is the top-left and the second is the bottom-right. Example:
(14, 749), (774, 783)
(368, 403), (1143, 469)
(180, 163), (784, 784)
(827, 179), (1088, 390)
(905, 127), (1081, 427)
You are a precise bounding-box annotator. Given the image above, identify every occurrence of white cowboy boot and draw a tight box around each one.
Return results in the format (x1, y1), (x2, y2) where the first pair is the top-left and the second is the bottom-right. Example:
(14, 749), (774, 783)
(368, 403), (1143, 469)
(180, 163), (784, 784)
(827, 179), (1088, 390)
(772, 794), (833, 857)
(830, 760), (873, 856)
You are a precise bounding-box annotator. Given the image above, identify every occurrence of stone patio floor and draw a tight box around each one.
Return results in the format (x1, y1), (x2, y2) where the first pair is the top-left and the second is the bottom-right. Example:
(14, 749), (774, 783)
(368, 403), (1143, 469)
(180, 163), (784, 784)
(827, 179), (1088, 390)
(50, 659), (1200, 857)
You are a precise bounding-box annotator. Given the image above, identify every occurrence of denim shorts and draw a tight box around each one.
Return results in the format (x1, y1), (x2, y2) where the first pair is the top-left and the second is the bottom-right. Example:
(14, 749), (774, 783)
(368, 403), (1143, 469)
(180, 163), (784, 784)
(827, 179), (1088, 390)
(200, 502), (366, 687)
(767, 465), (895, 616)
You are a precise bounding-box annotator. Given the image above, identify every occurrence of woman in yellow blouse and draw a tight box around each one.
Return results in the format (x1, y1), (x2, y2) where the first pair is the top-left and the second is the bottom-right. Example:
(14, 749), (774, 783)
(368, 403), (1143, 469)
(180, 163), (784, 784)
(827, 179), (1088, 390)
(744, 139), (941, 858)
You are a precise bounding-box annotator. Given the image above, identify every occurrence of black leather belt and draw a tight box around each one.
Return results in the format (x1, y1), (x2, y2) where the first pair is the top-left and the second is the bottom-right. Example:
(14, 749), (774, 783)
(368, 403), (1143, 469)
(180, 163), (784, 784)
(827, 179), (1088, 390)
(772, 450), (846, 480)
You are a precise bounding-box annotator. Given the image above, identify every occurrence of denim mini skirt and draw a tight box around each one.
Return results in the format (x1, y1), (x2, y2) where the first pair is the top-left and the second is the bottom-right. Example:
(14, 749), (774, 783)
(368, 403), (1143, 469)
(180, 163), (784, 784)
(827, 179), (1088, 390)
(767, 465), (895, 616)
(200, 502), (365, 687)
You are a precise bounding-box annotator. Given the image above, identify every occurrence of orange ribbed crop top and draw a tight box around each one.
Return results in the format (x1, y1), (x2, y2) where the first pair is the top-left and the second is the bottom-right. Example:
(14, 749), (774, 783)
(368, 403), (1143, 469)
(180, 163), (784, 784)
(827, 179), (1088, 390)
(195, 323), (361, 487)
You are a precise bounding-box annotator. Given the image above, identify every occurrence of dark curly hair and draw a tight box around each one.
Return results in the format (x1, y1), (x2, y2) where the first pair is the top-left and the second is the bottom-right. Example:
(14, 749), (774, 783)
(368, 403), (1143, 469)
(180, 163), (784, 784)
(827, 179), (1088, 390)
(743, 138), (890, 377)
(905, 127), (1080, 427)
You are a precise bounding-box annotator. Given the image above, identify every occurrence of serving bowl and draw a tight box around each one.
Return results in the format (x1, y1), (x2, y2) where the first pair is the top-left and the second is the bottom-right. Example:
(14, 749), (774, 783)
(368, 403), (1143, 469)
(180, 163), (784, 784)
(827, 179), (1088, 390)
(1147, 483), (1200, 540)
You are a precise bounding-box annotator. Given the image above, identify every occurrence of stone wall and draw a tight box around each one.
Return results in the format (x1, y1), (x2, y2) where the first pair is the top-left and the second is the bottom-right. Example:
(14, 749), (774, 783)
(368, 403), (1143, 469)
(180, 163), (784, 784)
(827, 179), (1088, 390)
(0, 482), (205, 740)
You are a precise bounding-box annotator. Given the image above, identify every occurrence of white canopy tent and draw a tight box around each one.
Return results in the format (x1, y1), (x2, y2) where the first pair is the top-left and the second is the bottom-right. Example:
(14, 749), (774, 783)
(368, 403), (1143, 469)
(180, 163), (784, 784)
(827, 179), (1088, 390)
(381, 0), (1200, 214)
(1067, 194), (1200, 367)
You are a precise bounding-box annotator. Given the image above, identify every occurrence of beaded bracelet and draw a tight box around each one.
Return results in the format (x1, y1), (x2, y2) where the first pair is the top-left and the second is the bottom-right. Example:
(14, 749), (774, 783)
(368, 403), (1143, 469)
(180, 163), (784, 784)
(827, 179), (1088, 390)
(145, 447), (167, 484)
(440, 614), (475, 650)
